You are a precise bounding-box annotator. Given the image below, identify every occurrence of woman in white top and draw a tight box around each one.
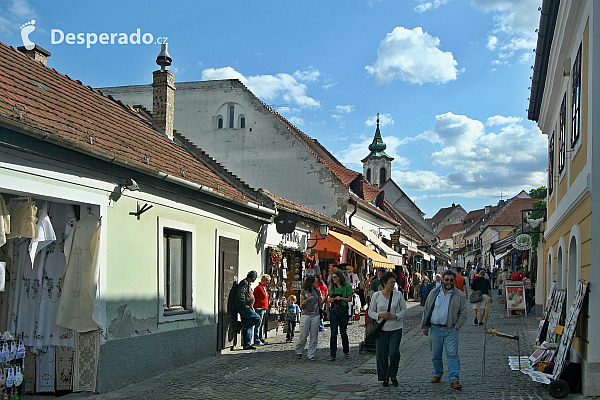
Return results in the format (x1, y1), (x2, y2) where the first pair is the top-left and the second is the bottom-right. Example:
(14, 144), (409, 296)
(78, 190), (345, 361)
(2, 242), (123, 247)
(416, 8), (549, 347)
(368, 271), (407, 387)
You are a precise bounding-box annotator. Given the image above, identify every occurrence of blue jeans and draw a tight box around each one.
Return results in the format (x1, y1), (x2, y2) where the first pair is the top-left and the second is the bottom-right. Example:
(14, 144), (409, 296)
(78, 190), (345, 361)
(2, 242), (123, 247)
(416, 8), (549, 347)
(329, 309), (349, 358)
(429, 325), (460, 382)
(286, 320), (297, 340)
(376, 329), (403, 381)
(239, 307), (260, 347)
(254, 308), (267, 344)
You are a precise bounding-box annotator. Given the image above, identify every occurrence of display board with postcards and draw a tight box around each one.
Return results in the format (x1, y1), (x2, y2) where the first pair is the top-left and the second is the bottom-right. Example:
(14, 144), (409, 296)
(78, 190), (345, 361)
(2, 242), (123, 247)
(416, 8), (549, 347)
(536, 283), (557, 345)
(552, 280), (588, 381)
(546, 289), (566, 344)
(505, 281), (526, 316)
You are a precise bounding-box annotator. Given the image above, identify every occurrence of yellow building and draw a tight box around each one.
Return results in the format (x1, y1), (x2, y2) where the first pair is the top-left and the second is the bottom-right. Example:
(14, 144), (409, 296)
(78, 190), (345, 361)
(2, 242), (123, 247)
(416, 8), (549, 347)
(528, 0), (597, 395)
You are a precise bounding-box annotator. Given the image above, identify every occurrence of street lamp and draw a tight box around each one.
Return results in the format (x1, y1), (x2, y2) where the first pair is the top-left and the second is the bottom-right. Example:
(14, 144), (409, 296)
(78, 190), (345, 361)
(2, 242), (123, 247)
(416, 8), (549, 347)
(306, 224), (329, 250)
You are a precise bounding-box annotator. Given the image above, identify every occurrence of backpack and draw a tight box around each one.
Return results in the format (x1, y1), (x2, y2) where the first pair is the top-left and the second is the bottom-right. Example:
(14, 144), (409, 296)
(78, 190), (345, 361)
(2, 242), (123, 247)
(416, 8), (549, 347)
(227, 281), (240, 314)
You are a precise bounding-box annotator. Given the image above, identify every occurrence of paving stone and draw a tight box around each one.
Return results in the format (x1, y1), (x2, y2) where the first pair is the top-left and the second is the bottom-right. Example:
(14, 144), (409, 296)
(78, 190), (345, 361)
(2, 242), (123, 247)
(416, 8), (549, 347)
(22, 298), (586, 399)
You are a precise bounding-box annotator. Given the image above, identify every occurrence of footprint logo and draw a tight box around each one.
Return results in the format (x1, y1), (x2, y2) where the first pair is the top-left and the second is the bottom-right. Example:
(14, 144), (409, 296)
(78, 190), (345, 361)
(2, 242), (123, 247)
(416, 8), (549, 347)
(20, 20), (36, 50)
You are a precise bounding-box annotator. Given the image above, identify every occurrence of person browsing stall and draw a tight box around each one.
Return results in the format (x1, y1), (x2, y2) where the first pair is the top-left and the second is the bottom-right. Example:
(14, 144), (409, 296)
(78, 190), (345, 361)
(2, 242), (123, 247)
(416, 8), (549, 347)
(368, 271), (407, 387)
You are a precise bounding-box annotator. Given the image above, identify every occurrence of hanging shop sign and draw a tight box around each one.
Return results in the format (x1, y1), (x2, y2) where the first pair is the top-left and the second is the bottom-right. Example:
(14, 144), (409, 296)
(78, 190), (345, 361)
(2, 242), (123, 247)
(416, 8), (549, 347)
(513, 234), (532, 250)
(282, 231), (307, 249)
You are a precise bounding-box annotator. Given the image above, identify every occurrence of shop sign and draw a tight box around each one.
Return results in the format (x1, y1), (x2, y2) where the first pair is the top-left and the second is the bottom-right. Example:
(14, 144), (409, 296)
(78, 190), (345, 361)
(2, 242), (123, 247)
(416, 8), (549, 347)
(513, 234), (532, 250)
(282, 231), (307, 249)
(390, 233), (400, 244)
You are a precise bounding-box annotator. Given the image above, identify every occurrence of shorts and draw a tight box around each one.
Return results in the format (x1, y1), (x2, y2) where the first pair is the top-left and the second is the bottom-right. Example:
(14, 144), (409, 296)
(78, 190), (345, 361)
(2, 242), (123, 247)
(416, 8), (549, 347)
(472, 294), (489, 310)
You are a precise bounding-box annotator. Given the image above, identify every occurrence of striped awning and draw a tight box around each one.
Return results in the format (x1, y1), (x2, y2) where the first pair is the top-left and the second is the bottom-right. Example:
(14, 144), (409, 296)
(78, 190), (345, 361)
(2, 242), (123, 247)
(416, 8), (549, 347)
(328, 231), (395, 269)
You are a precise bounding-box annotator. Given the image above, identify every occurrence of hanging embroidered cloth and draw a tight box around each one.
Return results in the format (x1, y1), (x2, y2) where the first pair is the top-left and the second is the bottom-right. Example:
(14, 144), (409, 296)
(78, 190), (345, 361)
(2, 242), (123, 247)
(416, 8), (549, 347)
(6, 200), (37, 239)
(35, 203), (76, 351)
(0, 194), (10, 247)
(56, 214), (101, 332)
(28, 202), (56, 267)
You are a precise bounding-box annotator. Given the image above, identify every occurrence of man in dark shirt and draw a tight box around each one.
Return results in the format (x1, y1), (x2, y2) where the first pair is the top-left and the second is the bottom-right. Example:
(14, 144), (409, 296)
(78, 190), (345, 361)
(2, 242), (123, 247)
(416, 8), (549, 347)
(471, 271), (492, 325)
(234, 270), (261, 350)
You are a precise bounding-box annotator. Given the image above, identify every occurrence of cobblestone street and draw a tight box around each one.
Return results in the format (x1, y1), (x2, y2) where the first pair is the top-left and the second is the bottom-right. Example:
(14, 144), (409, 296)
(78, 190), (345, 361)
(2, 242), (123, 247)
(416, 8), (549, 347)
(27, 296), (584, 400)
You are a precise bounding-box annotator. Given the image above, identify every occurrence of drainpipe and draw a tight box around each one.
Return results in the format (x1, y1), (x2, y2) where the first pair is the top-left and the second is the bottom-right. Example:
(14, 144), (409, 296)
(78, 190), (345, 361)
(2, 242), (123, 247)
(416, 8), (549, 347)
(348, 198), (357, 228)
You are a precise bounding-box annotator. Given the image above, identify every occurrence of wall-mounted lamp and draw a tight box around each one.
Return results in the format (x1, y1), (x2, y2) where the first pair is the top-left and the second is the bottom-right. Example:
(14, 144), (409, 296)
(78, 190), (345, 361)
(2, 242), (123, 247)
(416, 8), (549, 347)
(306, 224), (329, 250)
(109, 178), (140, 202)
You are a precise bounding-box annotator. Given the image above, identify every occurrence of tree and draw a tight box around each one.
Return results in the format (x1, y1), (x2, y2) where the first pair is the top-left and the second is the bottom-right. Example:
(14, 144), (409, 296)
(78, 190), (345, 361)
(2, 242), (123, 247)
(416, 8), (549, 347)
(529, 186), (547, 199)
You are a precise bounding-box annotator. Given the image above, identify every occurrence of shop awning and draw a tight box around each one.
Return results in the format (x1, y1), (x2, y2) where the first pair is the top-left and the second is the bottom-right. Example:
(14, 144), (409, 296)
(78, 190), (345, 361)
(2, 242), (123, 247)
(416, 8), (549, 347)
(360, 229), (403, 265)
(328, 231), (395, 268)
(495, 249), (512, 262)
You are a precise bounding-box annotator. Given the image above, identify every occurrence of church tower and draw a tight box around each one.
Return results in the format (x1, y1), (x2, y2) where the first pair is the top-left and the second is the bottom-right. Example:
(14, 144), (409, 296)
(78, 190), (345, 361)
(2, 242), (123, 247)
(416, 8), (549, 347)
(361, 113), (393, 188)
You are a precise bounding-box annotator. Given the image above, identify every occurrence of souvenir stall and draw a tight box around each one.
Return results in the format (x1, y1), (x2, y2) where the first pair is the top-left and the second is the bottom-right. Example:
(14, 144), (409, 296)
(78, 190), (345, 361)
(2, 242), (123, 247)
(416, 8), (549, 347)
(0, 193), (101, 396)
(267, 245), (317, 333)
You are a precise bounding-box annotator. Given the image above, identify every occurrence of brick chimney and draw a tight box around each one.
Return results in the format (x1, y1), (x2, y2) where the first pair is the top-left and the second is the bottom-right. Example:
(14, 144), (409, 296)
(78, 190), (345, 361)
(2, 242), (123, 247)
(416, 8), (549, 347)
(152, 43), (175, 140)
(17, 44), (51, 66)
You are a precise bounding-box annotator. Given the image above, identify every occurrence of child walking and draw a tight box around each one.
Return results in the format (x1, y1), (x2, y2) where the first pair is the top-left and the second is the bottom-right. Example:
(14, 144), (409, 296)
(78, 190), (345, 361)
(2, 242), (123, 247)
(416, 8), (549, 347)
(286, 295), (301, 342)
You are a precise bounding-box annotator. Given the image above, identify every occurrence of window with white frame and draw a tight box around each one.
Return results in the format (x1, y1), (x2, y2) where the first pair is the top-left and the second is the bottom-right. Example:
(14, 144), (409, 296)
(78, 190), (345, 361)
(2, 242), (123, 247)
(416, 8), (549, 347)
(571, 43), (581, 148)
(558, 95), (566, 175)
(158, 218), (195, 322)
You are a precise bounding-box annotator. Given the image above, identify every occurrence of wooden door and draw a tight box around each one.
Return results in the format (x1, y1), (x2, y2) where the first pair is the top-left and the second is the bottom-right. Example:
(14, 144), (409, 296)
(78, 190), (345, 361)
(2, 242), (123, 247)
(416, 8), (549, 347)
(218, 237), (239, 350)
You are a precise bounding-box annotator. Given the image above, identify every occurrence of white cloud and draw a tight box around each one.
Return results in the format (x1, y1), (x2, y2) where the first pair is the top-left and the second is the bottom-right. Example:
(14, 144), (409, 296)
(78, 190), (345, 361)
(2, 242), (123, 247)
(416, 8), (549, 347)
(322, 82), (337, 90)
(293, 67), (321, 83)
(331, 114), (343, 121)
(486, 115), (522, 126)
(365, 27), (459, 85)
(336, 135), (410, 171)
(474, 0), (541, 64)
(414, 0), (452, 13)
(393, 170), (454, 190)
(486, 35), (498, 50)
(201, 67), (320, 108)
(423, 112), (546, 191)
(0, 0), (37, 35)
(366, 113), (394, 127)
(289, 116), (305, 126)
(335, 105), (354, 113)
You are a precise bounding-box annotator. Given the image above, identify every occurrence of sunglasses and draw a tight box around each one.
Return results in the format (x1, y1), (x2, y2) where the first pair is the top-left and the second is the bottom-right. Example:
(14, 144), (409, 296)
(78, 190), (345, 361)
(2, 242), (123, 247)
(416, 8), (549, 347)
(444, 278), (455, 282)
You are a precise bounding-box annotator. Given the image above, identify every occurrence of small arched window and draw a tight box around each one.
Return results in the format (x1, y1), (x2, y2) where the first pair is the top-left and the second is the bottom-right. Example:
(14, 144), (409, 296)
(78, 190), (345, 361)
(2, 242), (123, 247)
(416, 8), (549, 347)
(366, 169), (371, 183)
(229, 106), (234, 128)
(379, 167), (387, 186)
(240, 117), (246, 129)
(217, 117), (223, 129)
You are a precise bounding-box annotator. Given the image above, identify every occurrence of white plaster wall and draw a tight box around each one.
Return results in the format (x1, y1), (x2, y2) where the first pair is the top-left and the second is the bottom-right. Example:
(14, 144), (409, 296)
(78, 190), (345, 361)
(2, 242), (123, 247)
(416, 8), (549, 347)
(99, 81), (349, 221)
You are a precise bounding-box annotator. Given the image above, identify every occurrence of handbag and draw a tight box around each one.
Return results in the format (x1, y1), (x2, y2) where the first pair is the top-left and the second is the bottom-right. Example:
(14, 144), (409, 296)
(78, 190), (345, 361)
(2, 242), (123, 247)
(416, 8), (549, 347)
(366, 291), (393, 339)
(469, 290), (482, 303)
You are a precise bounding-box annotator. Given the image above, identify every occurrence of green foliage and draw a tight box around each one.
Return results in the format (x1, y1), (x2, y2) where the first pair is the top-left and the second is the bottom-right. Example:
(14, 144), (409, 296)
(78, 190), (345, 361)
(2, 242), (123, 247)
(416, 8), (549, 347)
(529, 199), (546, 247)
(529, 186), (547, 199)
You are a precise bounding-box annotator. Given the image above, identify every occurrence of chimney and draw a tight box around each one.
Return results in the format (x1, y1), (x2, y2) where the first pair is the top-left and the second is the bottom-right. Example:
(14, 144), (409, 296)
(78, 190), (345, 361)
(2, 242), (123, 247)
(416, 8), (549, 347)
(152, 43), (175, 140)
(17, 44), (51, 66)
(484, 206), (490, 214)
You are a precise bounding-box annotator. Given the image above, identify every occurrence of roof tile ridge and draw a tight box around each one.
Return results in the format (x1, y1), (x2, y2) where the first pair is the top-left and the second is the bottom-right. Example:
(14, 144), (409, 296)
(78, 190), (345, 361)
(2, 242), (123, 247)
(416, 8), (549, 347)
(264, 191), (345, 225)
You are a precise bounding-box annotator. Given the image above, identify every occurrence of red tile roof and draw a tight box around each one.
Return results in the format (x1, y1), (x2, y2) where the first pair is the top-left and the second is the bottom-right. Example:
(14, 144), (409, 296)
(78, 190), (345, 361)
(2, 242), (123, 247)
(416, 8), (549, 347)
(260, 190), (349, 232)
(488, 197), (537, 226)
(438, 223), (463, 240)
(0, 42), (271, 211)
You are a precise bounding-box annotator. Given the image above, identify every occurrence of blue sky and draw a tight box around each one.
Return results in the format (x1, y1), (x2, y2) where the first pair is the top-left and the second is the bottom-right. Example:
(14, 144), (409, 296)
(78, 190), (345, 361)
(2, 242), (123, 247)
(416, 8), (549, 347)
(0, 0), (546, 218)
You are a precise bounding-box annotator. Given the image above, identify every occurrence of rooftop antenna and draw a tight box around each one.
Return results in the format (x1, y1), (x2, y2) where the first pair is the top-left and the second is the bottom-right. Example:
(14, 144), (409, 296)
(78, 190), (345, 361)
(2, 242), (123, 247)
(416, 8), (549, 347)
(156, 43), (172, 71)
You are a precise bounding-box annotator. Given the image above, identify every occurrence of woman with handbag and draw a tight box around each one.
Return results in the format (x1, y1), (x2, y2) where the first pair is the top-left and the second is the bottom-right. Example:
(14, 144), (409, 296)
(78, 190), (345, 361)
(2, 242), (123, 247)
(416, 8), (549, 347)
(327, 270), (353, 361)
(368, 271), (407, 387)
(295, 275), (324, 360)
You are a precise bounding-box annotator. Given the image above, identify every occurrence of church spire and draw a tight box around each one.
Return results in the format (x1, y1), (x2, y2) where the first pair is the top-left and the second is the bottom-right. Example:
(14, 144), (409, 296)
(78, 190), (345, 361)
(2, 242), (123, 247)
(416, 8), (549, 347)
(362, 112), (393, 161)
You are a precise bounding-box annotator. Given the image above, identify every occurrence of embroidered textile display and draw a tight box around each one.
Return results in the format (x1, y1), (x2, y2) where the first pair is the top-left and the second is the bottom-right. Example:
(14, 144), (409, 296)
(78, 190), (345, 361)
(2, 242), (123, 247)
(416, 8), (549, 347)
(23, 348), (36, 394)
(35, 204), (76, 350)
(73, 330), (100, 392)
(0, 195), (9, 247)
(56, 346), (74, 391)
(56, 214), (101, 332)
(6, 200), (37, 239)
(36, 348), (55, 393)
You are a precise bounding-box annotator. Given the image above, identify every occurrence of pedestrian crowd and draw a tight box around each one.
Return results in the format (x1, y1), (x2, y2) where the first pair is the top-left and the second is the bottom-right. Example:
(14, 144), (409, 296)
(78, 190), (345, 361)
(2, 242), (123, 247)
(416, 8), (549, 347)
(229, 261), (535, 391)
